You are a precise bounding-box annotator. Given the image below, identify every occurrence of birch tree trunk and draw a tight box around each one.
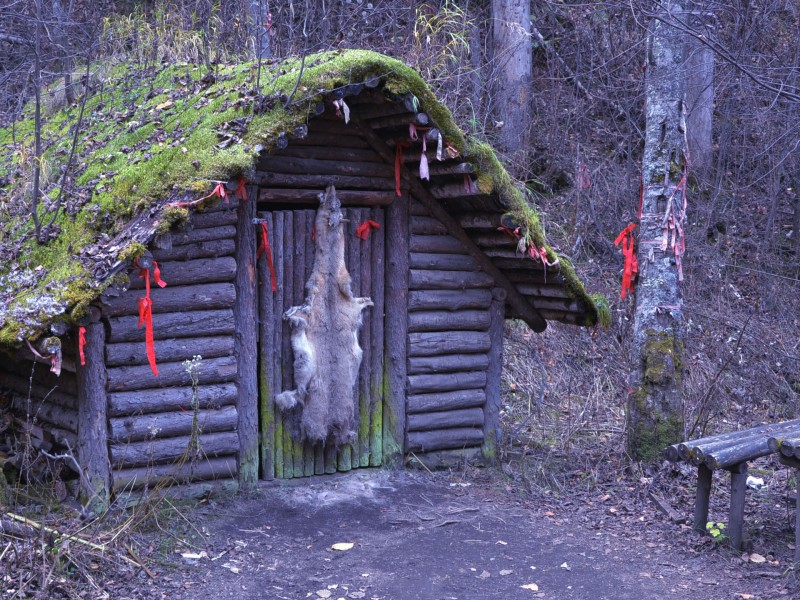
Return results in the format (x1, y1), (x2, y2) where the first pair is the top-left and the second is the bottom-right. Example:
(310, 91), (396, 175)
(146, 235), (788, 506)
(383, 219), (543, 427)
(628, 2), (688, 462)
(491, 0), (531, 176)
(248, 0), (272, 60)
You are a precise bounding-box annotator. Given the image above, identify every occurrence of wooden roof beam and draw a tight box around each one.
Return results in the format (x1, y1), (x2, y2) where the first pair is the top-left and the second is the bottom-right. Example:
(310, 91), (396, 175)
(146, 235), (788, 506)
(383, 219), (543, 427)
(353, 119), (547, 332)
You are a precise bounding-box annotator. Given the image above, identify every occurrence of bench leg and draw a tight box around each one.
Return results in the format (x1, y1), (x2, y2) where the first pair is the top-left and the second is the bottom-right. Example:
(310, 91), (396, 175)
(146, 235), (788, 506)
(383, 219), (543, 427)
(795, 469), (800, 564)
(693, 464), (713, 533)
(729, 462), (748, 550)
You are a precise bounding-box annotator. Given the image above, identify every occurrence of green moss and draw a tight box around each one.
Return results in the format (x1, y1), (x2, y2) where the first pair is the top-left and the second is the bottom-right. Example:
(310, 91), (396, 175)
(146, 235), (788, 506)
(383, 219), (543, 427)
(627, 395), (682, 463)
(1, 49), (601, 343)
(118, 242), (148, 263)
(157, 206), (189, 235)
(643, 330), (684, 385)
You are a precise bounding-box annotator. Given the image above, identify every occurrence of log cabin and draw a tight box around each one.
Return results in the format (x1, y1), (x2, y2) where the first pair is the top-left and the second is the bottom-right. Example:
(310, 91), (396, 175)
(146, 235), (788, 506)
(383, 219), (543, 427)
(0, 50), (608, 509)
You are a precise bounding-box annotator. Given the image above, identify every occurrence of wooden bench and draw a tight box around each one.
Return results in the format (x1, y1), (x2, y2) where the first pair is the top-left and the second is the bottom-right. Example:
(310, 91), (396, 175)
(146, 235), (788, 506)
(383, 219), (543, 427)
(665, 418), (800, 559)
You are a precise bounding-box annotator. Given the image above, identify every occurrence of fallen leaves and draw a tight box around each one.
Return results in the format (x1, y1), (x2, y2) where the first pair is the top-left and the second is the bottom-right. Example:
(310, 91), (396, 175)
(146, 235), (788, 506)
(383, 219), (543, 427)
(331, 542), (354, 552)
(520, 583), (540, 591)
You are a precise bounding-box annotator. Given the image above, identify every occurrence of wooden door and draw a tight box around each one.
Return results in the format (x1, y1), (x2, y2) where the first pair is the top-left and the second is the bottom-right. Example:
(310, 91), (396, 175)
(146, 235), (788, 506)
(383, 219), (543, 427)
(257, 207), (385, 479)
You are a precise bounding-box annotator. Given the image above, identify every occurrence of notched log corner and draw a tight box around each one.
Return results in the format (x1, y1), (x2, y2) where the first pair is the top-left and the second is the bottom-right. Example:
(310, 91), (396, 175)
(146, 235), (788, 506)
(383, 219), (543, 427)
(275, 185), (373, 447)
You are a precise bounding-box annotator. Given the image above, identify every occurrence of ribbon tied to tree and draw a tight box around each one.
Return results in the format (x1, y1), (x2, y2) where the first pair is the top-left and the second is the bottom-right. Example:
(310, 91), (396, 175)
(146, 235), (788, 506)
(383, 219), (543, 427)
(614, 223), (638, 300)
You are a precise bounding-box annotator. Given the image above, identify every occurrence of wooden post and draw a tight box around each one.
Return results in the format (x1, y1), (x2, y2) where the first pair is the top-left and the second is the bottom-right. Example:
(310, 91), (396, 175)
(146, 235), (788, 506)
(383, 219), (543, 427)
(234, 189), (259, 489)
(75, 314), (110, 514)
(483, 288), (505, 461)
(384, 194), (409, 465)
(258, 211), (275, 480)
(728, 462), (748, 550)
(693, 463), (713, 532)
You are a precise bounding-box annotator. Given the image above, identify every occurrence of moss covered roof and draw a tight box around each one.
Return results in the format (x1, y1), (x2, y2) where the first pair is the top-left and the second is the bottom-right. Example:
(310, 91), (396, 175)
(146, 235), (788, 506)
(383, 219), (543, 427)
(0, 49), (606, 345)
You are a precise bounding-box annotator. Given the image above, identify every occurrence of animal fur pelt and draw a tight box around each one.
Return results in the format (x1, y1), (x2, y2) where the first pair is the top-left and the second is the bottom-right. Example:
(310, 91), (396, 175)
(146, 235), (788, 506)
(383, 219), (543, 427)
(275, 185), (373, 446)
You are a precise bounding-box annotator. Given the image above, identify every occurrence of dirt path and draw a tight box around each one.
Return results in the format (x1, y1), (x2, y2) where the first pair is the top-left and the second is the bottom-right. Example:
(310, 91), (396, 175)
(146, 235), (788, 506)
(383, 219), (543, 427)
(118, 470), (797, 600)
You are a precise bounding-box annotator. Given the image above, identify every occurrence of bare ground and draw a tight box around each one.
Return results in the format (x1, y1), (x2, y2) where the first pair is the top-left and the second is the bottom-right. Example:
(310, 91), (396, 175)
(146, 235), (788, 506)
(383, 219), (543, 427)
(101, 466), (798, 600)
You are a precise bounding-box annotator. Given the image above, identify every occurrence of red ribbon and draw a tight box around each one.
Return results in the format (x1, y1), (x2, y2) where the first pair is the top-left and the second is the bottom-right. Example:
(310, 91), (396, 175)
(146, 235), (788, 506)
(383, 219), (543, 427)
(356, 220), (381, 240)
(135, 260), (168, 376)
(614, 223), (639, 300)
(257, 222), (277, 292)
(394, 141), (409, 197)
(236, 177), (248, 201)
(78, 327), (87, 366)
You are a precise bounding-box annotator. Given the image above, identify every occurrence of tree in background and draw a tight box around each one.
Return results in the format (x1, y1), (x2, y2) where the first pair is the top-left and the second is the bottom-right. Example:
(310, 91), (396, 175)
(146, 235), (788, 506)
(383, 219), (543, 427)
(491, 0), (531, 177)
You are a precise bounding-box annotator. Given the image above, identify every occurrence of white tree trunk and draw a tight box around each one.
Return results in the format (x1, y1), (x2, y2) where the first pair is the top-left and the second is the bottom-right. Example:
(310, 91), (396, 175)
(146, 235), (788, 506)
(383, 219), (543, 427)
(628, 2), (688, 462)
(249, 0), (272, 60)
(491, 0), (531, 175)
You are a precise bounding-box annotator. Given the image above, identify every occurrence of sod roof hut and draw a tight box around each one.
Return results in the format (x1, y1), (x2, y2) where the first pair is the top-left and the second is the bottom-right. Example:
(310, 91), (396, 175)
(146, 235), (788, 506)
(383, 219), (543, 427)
(0, 50), (607, 509)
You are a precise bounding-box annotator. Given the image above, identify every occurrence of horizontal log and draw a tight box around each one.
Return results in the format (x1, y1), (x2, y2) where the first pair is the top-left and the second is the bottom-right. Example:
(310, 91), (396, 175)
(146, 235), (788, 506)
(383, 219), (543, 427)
(429, 182), (482, 199)
(172, 225), (237, 246)
(407, 389), (486, 414)
(291, 132), (370, 148)
(409, 162), (474, 178)
(525, 296), (582, 313)
(151, 239), (236, 261)
(109, 405), (238, 443)
(127, 257), (237, 289)
(257, 171), (395, 190)
(108, 382), (238, 417)
(10, 394), (78, 433)
(0, 369), (77, 409)
(409, 269), (494, 290)
(515, 283), (572, 299)
(406, 447), (483, 469)
(112, 456), (238, 491)
(268, 145), (382, 163)
(409, 201), (429, 216)
(14, 417), (77, 450)
(411, 216), (448, 235)
(107, 309), (235, 343)
(410, 235), (467, 254)
(408, 331), (491, 357)
(109, 431), (240, 468)
(704, 438), (777, 470)
(261, 155), (393, 178)
(406, 427), (484, 453)
(669, 419), (800, 462)
(407, 407), (484, 432)
(409, 252), (479, 271)
(408, 310), (491, 332)
(473, 233), (517, 247)
(408, 353), (489, 375)
(105, 335), (235, 367)
(257, 187), (398, 206)
(408, 289), (493, 312)
(101, 282), (236, 317)
(106, 355), (237, 392)
(367, 111), (426, 129)
(458, 213), (503, 230)
(189, 209), (238, 229)
(408, 371), (487, 394)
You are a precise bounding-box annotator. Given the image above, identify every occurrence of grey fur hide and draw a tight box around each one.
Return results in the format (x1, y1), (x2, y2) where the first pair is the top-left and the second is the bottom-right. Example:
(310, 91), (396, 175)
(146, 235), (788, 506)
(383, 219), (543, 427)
(275, 185), (373, 446)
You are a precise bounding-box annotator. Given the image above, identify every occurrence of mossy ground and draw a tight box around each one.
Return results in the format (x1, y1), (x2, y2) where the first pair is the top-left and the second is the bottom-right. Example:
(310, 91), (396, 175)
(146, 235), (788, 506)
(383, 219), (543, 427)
(0, 49), (602, 345)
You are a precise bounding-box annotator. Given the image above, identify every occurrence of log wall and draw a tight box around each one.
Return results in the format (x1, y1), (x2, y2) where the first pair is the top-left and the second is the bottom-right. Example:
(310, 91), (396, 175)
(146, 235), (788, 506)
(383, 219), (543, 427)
(404, 199), (493, 457)
(101, 204), (240, 491)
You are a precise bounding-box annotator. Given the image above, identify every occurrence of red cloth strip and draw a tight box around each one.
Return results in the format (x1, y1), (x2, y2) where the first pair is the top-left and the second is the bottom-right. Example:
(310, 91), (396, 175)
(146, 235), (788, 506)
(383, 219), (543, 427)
(356, 220), (381, 240)
(137, 295), (158, 376)
(236, 177), (248, 201)
(614, 223), (638, 300)
(78, 327), (87, 366)
(152, 260), (167, 288)
(256, 222), (277, 292)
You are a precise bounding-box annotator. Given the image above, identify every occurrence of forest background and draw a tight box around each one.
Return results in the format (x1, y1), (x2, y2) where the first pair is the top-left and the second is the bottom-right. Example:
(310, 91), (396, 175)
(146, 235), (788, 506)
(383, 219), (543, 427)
(1, 0), (799, 476)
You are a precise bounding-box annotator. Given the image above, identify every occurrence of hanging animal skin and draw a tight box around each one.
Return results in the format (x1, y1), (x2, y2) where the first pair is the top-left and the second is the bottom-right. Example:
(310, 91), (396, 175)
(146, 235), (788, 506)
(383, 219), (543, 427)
(275, 184), (373, 446)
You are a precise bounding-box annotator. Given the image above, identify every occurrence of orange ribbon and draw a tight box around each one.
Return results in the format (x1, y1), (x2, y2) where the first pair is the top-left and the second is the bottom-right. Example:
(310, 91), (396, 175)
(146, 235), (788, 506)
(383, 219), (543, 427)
(136, 259), (168, 376)
(78, 327), (87, 366)
(355, 220), (381, 240)
(614, 223), (638, 300)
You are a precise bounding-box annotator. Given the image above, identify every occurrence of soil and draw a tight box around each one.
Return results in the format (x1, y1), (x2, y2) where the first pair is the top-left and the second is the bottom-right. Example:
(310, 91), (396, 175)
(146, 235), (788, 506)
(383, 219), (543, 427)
(113, 467), (798, 600)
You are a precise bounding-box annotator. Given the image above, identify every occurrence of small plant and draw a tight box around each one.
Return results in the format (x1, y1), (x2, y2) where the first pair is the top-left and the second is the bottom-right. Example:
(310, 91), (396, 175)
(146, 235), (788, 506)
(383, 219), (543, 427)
(706, 521), (728, 543)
